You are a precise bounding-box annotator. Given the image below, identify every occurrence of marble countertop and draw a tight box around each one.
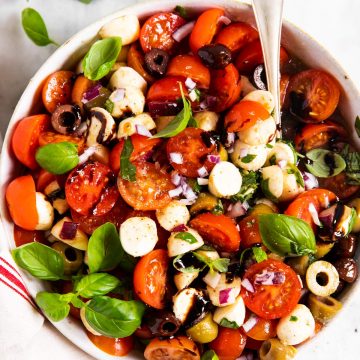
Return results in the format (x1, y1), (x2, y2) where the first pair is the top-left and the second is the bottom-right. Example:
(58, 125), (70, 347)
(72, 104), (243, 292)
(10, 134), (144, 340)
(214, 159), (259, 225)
(0, 0), (359, 359)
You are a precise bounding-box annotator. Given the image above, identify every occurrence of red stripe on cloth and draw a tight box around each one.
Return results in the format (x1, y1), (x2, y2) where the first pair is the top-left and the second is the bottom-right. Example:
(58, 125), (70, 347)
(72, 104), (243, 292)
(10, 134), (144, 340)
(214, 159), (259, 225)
(0, 277), (34, 307)
(0, 256), (23, 278)
(0, 264), (32, 300)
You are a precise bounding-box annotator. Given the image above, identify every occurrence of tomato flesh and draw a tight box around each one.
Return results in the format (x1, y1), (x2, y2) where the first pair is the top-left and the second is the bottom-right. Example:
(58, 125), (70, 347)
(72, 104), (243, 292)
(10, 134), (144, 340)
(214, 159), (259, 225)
(87, 333), (134, 356)
(239, 215), (262, 249)
(147, 76), (188, 103)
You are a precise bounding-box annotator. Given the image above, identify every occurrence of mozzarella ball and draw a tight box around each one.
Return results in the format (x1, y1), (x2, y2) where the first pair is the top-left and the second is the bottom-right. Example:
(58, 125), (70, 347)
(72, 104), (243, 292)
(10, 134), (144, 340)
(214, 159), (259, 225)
(109, 66), (147, 93)
(99, 15), (140, 45)
(208, 161), (242, 198)
(120, 217), (158, 257)
(279, 167), (304, 202)
(213, 296), (246, 328)
(117, 113), (156, 138)
(261, 165), (284, 200)
(174, 271), (199, 291)
(173, 288), (204, 324)
(109, 86), (145, 118)
(193, 111), (219, 131)
(167, 228), (204, 257)
(231, 140), (268, 171)
(86, 107), (116, 146)
(277, 304), (315, 345)
(243, 90), (275, 113)
(207, 273), (241, 307)
(156, 200), (190, 231)
(266, 142), (296, 166)
(237, 116), (276, 146)
(35, 193), (54, 230)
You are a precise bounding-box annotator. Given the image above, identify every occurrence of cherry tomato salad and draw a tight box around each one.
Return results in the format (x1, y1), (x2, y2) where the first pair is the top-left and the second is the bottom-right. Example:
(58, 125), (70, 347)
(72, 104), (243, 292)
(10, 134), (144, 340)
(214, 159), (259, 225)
(5, 5), (360, 360)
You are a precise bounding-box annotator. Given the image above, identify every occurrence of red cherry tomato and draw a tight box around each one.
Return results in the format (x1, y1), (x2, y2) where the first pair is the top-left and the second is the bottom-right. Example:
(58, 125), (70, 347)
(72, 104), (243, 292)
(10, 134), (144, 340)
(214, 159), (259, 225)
(13, 225), (46, 247)
(166, 128), (218, 178)
(209, 327), (247, 360)
(36, 169), (56, 192)
(65, 161), (119, 216)
(147, 76), (188, 103)
(190, 213), (241, 252)
(87, 333), (134, 356)
(167, 54), (211, 89)
(133, 249), (169, 309)
(140, 12), (186, 53)
(239, 215), (262, 249)
(11, 114), (50, 169)
(189, 8), (225, 54)
(318, 172), (360, 200)
(241, 259), (302, 319)
(117, 161), (175, 211)
(215, 22), (259, 53)
(39, 131), (85, 153)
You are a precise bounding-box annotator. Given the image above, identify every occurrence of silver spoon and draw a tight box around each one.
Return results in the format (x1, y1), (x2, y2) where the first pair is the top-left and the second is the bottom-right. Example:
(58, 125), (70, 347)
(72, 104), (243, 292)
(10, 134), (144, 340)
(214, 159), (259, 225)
(252, 0), (284, 136)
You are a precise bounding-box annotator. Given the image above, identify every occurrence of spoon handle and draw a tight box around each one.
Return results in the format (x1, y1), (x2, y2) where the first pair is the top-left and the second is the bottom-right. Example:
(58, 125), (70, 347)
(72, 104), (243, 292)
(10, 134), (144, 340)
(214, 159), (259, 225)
(252, 0), (284, 133)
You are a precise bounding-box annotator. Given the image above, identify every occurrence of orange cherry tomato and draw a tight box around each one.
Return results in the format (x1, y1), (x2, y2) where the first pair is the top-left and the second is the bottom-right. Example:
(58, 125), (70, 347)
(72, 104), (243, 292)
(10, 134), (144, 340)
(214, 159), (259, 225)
(239, 215), (262, 249)
(6, 175), (38, 230)
(109, 135), (162, 174)
(117, 161), (175, 211)
(241, 259), (301, 319)
(224, 100), (270, 132)
(140, 12), (186, 53)
(166, 128), (218, 178)
(133, 249), (169, 309)
(296, 189), (338, 208)
(36, 169), (56, 191)
(13, 225), (46, 247)
(42, 70), (74, 113)
(144, 336), (200, 360)
(87, 333), (134, 356)
(235, 40), (289, 74)
(245, 317), (278, 341)
(167, 54), (211, 89)
(294, 121), (346, 153)
(11, 114), (50, 169)
(209, 327), (247, 360)
(190, 213), (241, 252)
(71, 75), (96, 111)
(215, 22), (259, 53)
(286, 69), (340, 121)
(65, 162), (119, 216)
(38, 131), (85, 153)
(210, 63), (242, 112)
(189, 8), (225, 55)
(147, 76), (188, 103)
(127, 42), (155, 84)
(318, 172), (360, 200)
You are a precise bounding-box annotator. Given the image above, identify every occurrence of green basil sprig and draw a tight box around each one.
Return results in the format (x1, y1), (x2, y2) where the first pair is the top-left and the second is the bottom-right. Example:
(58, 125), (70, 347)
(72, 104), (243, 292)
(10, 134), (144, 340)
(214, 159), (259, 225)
(219, 318), (239, 329)
(241, 154), (257, 164)
(258, 214), (316, 257)
(36, 292), (72, 321)
(252, 247), (267, 263)
(201, 350), (219, 360)
(83, 37), (122, 81)
(305, 149), (346, 178)
(21, 8), (59, 46)
(120, 137), (136, 182)
(193, 252), (230, 273)
(35, 142), (79, 175)
(174, 232), (198, 244)
(12, 242), (65, 280)
(75, 273), (121, 298)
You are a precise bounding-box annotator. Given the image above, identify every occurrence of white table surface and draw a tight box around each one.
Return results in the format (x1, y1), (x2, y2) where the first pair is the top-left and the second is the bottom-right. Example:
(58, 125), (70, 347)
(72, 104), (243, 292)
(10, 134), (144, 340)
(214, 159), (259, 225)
(0, 0), (360, 359)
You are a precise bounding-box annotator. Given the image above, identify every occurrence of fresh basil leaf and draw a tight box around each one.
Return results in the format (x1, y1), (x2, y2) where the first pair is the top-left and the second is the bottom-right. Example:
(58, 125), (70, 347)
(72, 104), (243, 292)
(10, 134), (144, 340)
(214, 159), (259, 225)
(219, 318), (239, 329)
(83, 37), (122, 81)
(152, 84), (192, 138)
(36, 292), (70, 321)
(258, 214), (316, 257)
(174, 232), (198, 244)
(35, 142), (79, 175)
(355, 116), (360, 138)
(231, 170), (259, 203)
(12, 243), (64, 280)
(85, 296), (145, 338)
(241, 154), (257, 164)
(305, 149), (346, 178)
(173, 254), (204, 273)
(120, 137), (136, 182)
(75, 273), (121, 298)
(211, 258), (230, 273)
(346, 172), (360, 185)
(349, 207), (357, 234)
(21, 8), (58, 46)
(104, 98), (114, 114)
(174, 5), (189, 19)
(71, 296), (85, 309)
(201, 350), (219, 360)
(290, 315), (298, 322)
(288, 164), (305, 188)
(188, 116), (198, 128)
(252, 247), (267, 263)
(269, 154), (277, 165)
(341, 144), (360, 172)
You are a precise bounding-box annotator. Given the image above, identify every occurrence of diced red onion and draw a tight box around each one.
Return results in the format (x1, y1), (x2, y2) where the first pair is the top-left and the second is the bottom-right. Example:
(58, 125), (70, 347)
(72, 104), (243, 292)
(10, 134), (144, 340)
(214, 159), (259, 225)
(148, 101), (180, 117)
(60, 221), (79, 240)
(169, 187), (183, 198)
(308, 203), (321, 226)
(239, 148), (248, 158)
(278, 159), (287, 169)
(81, 83), (102, 103)
(78, 146), (97, 165)
(297, 275), (303, 289)
(319, 205), (336, 228)
(203, 271), (221, 289)
(112, 88), (125, 102)
(172, 21), (195, 42)
(171, 171), (182, 186)
(172, 224), (188, 232)
(199, 101), (208, 110)
(226, 201), (246, 218)
(189, 89), (198, 102)
(185, 77), (197, 91)
(203, 95), (217, 110)
(183, 186), (197, 201)
(197, 166), (208, 178)
(242, 314), (258, 333)
(254, 270), (285, 285)
(219, 288), (232, 305)
(169, 152), (183, 164)
(197, 178), (209, 186)
(236, 224), (240, 231)
(218, 15), (231, 25)
(302, 171), (319, 190)
(241, 278), (254, 293)
(207, 154), (220, 164)
(135, 124), (152, 137)
(225, 132), (235, 148)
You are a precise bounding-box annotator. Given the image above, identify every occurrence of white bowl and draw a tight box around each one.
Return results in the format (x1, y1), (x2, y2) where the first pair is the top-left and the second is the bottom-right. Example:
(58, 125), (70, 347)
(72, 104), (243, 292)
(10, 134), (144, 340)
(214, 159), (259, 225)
(1, 0), (360, 359)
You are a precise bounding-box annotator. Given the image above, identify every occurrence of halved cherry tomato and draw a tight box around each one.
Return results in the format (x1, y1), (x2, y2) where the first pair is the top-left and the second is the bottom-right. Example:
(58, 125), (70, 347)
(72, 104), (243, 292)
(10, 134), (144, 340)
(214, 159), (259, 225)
(147, 76), (188, 103)
(209, 327), (247, 360)
(14, 225), (46, 247)
(109, 135), (162, 173)
(318, 172), (360, 200)
(133, 249), (169, 309)
(144, 336), (200, 360)
(241, 259), (301, 319)
(166, 128), (218, 178)
(71, 75), (96, 111)
(215, 22), (259, 53)
(189, 8), (225, 55)
(36, 169), (56, 192)
(239, 215), (262, 249)
(11, 114), (50, 169)
(65, 161), (119, 216)
(245, 317), (278, 341)
(190, 213), (241, 252)
(286, 69), (340, 121)
(294, 121), (346, 153)
(117, 161), (175, 211)
(87, 333), (134, 356)
(224, 100), (270, 132)
(210, 64), (242, 112)
(39, 131), (85, 152)
(167, 54), (211, 89)
(235, 40), (289, 74)
(140, 12), (186, 53)
(297, 189), (337, 208)
(42, 70), (74, 113)
(6, 175), (38, 230)
(127, 42), (155, 83)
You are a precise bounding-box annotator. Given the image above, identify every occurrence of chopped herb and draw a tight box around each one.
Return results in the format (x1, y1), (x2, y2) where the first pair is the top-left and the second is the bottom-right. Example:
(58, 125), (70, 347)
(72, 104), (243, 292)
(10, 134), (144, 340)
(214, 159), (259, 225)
(290, 315), (298, 322)
(252, 247), (267, 263)
(120, 138), (136, 182)
(219, 318), (239, 328)
(189, 179), (202, 193)
(266, 143), (274, 149)
(355, 116), (360, 137)
(241, 154), (257, 164)
(212, 199), (224, 215)
(193, 252), (229, 273)
(174, 5), (189, 19)
(306, 149), (346, 178)
(269, 154), (277, 165)
(104, 99), (114, 114)
(231, 171), (259, 203)
(174, 232), (198, 244)
(201, 350), (219, 360)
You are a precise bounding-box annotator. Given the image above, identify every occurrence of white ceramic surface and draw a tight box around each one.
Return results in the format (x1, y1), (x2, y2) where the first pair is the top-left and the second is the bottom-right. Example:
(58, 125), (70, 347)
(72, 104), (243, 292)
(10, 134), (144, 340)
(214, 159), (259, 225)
(1, 0), (360, 359)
